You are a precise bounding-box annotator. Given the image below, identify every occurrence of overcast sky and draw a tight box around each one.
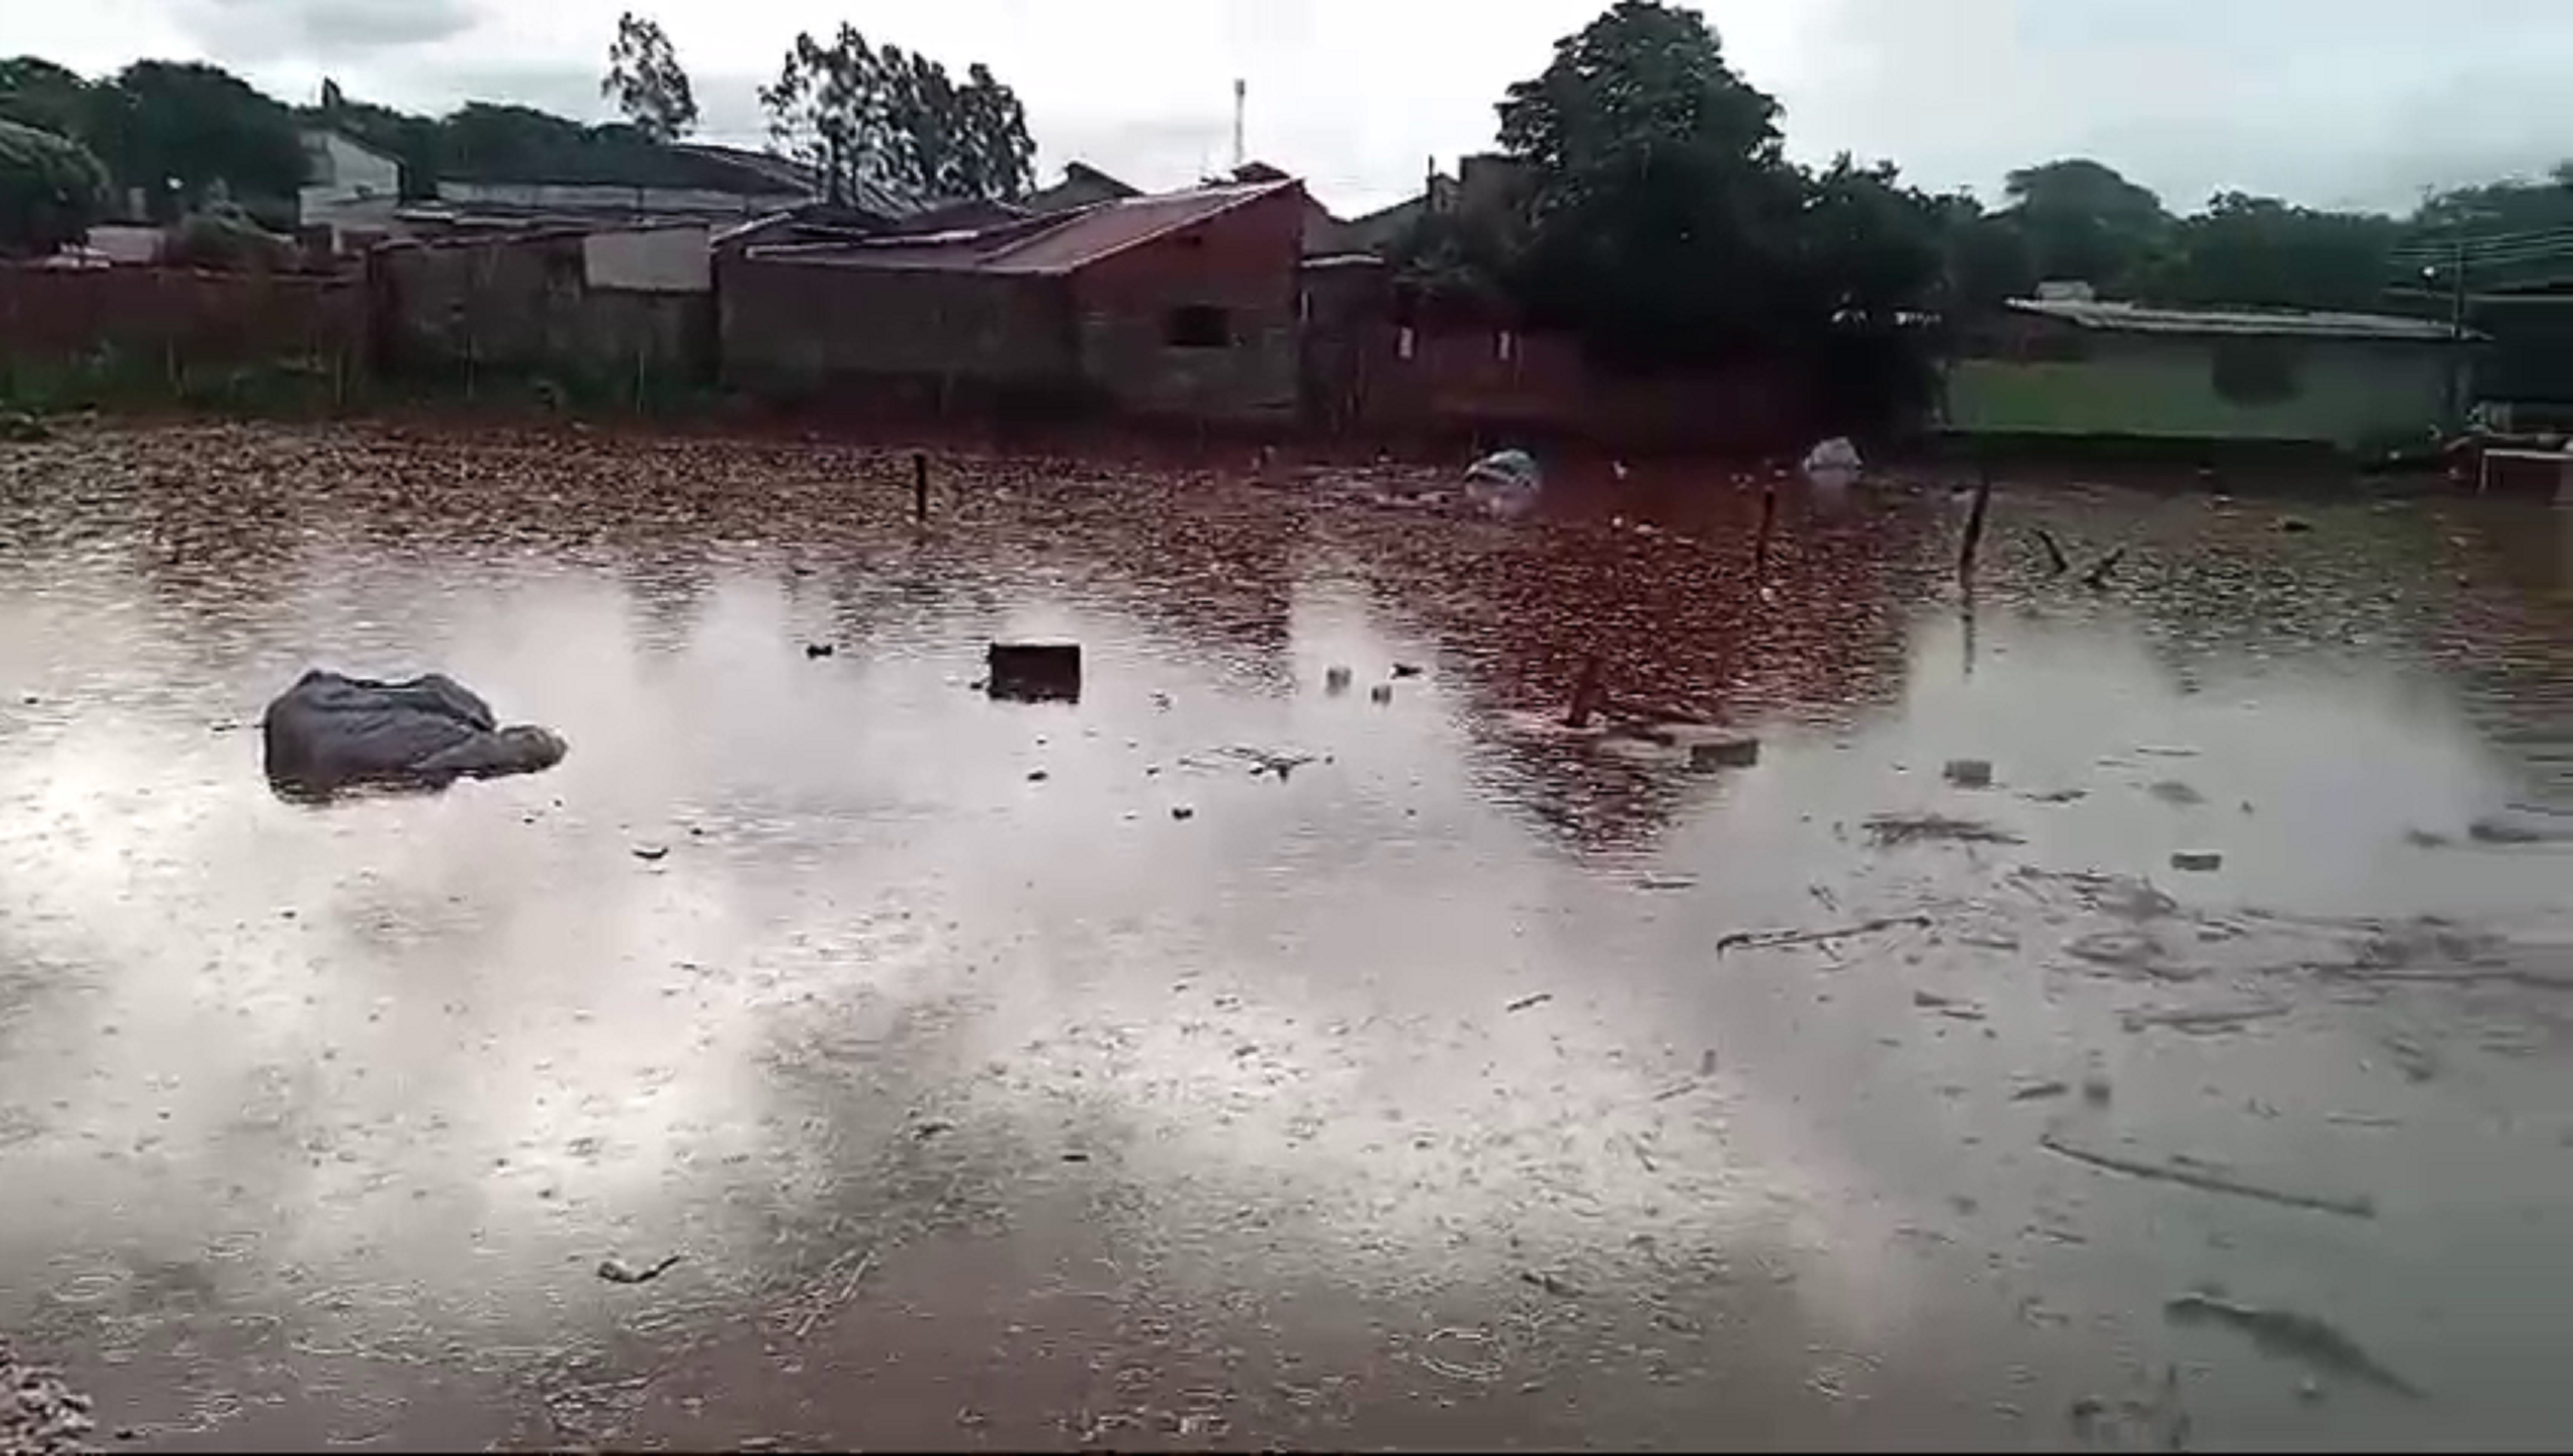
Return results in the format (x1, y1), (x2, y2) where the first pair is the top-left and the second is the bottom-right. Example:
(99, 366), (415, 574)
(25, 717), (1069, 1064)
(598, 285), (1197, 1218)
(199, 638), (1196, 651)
(15, 0), (2573, 217)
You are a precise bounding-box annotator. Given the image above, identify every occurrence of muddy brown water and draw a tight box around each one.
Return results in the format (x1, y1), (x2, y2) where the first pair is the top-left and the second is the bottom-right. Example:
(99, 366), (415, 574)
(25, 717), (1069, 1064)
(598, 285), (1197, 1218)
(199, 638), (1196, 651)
(0, 422), (2567, 1451)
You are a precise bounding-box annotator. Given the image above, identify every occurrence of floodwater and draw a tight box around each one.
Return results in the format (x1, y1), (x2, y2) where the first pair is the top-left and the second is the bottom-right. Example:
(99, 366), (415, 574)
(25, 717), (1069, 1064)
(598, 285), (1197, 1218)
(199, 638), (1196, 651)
(0, 422), (2566, 1451)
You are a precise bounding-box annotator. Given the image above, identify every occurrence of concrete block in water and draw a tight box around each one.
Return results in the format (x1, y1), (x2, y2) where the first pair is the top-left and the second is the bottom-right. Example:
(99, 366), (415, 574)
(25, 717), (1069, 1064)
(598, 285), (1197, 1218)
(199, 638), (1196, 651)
(987, 642), (1082, 703)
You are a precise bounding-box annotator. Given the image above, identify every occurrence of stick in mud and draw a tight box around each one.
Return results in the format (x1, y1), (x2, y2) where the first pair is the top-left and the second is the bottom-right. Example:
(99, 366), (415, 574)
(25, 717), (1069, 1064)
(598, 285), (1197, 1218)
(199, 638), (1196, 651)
(2038, 1134), (2376, 1219)
(2081, 545), (2127, 590)
(913, 452), (930, 523)
(1753, 483), (1777, 578)
(1716, 914), (1932, 956)
(2034, 528), (2072, 576)
(1565, 655), (1604, 729)
(1958, 467), (1993, 582)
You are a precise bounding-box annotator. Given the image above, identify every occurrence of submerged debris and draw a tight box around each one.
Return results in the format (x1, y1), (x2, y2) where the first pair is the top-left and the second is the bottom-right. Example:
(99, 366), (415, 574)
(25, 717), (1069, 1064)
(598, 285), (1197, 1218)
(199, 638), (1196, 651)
(2163, 1292), (2422, 1398)
(596, 1253), (684, 1285)
(1865, 813), (2024, 847)
(1716, 914), (1932, 956)
(1691, 737), (1761, 771)
(2038, 1134), (2375, 1219)
(2119, 1003), (2289, 1035)
(987, 642), (1081, 703)
(1943, 758), (1994, 789)
(1504, 992), (1554, 1013)
(2169, 851), (2223, 872)
(1212, 744), (1319, 781)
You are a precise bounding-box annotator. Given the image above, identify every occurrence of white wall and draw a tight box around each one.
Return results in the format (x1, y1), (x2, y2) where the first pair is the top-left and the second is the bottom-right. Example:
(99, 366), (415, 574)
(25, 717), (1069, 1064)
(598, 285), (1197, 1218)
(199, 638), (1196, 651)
(583, 226), (712, 293)
(438, 181), (799, 217)
(300, 130), (401, 207)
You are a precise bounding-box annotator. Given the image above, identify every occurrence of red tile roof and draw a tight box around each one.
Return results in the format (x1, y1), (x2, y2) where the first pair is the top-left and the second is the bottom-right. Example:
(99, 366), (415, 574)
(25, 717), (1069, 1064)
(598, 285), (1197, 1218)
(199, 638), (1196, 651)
(749, 179), (1298, 275)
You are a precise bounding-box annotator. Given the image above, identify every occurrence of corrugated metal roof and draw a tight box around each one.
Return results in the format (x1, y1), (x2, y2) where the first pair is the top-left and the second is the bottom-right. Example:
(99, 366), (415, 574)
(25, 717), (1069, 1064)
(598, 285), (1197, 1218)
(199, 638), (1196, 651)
(748, 180), (1297, 276)
(2009, 297), (2474, 342)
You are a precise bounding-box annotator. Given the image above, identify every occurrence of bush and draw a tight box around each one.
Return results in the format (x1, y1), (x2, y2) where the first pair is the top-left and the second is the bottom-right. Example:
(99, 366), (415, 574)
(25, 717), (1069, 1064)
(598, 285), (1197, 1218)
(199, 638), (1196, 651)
(166, 204), (296, 271)
(0, 119), (109, 258)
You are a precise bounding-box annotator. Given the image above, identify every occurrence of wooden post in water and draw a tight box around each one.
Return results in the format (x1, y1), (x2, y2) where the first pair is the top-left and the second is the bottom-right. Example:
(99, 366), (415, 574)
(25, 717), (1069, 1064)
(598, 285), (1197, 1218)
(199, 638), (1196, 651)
(1957, 464), (1993, 583)
(1565, 655), (1604, 729)
(912, 451), (930, 523)
(1753, 483), (1777, 578)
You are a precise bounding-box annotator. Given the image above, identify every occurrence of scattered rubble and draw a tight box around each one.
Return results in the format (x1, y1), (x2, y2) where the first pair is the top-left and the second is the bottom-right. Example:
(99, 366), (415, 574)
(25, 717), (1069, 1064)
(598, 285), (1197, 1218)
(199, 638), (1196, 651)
(0, 1340), (95, 1456)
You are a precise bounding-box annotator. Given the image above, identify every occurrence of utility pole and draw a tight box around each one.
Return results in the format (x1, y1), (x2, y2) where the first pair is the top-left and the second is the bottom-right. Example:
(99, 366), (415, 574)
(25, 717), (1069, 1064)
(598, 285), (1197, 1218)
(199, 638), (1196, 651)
(2448, 235), (2470, 426)
(1232, 79), (1248, 173)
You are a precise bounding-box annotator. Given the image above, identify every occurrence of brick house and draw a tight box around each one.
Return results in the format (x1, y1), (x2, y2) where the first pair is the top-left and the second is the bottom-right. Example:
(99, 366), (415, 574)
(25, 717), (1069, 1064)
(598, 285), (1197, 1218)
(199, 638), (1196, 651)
(720, 178), (1307, 421)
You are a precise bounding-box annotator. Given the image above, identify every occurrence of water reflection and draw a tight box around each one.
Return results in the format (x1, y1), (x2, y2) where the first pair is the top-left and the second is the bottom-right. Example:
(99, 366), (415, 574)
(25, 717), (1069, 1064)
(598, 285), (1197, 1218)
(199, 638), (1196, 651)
(0, 423), (2567, 1449)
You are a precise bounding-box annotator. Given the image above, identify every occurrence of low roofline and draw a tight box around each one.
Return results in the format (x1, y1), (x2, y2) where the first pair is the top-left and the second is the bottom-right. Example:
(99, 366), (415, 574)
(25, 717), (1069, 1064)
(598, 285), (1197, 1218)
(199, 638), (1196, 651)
(773, 177), (1302, 277)
(2006, 296), (2481, 343)
(301, 125), (402, 166)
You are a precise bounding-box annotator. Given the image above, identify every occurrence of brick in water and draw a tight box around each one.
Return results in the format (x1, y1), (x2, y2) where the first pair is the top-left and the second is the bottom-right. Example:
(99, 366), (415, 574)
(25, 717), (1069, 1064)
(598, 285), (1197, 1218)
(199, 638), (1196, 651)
(1691, 738), (1760, 771)
(1944, 758), (1993, 788)
(987, 642), (1081, 703)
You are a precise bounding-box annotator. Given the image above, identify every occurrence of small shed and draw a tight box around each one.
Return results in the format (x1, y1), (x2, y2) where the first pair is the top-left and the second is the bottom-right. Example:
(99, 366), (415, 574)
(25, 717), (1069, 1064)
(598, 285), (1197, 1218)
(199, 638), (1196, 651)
(721, 178), (1309, 421)
(1944, 297), (2477, 453)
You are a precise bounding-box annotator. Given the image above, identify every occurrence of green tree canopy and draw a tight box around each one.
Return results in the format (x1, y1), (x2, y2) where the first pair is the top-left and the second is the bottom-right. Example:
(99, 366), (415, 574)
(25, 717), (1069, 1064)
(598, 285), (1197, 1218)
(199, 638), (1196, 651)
(2000, 157), (2169, 286)
(1495, 0), (1807, 363)
(603, 12), (698, 144)
(760, 25), (1035, 204)
(0, 118), (109, 257)
(86, 61), (305, 220)
(2131, 192), (2401, 312)
(1487, 0), (1944, 416)
(0, 57), (94, 139)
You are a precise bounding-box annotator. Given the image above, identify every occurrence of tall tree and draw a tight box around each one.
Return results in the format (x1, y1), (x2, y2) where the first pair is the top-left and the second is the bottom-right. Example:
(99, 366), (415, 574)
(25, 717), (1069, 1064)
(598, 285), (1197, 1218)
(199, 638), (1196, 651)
(760, 25), (1033, 205)
(84, 61), (304, 220)
(1935, 194), (2037, 314)
(1495, 0), (1805, 365)
(0, 57), (94, 140)
(601, 12), (698, 144)
(2000, 157), (2168, 287)
(2132, 192), (2400, 312)
(0, 118), (107, 256)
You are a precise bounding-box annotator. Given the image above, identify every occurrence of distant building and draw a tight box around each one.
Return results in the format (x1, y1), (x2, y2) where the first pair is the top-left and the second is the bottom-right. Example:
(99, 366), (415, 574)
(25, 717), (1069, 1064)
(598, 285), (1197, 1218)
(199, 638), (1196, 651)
(1024, 162), (1141, 217)
(428, 143), (816, 228)
(1337, 153), (1524, 258)
(298, 127), (407, 253)
(1944, 297), (2477, 453)
(722, 177), (1308, 420)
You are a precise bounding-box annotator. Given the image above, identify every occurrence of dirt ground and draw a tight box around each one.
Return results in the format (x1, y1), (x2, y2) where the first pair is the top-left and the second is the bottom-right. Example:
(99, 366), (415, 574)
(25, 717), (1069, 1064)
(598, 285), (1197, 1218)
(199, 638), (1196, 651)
(0, 420), (2566, 1450)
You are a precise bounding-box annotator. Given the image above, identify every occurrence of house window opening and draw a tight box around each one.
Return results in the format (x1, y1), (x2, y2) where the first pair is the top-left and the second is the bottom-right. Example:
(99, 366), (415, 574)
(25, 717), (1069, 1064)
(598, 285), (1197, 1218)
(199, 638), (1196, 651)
(1165, 305), (1232, 349)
